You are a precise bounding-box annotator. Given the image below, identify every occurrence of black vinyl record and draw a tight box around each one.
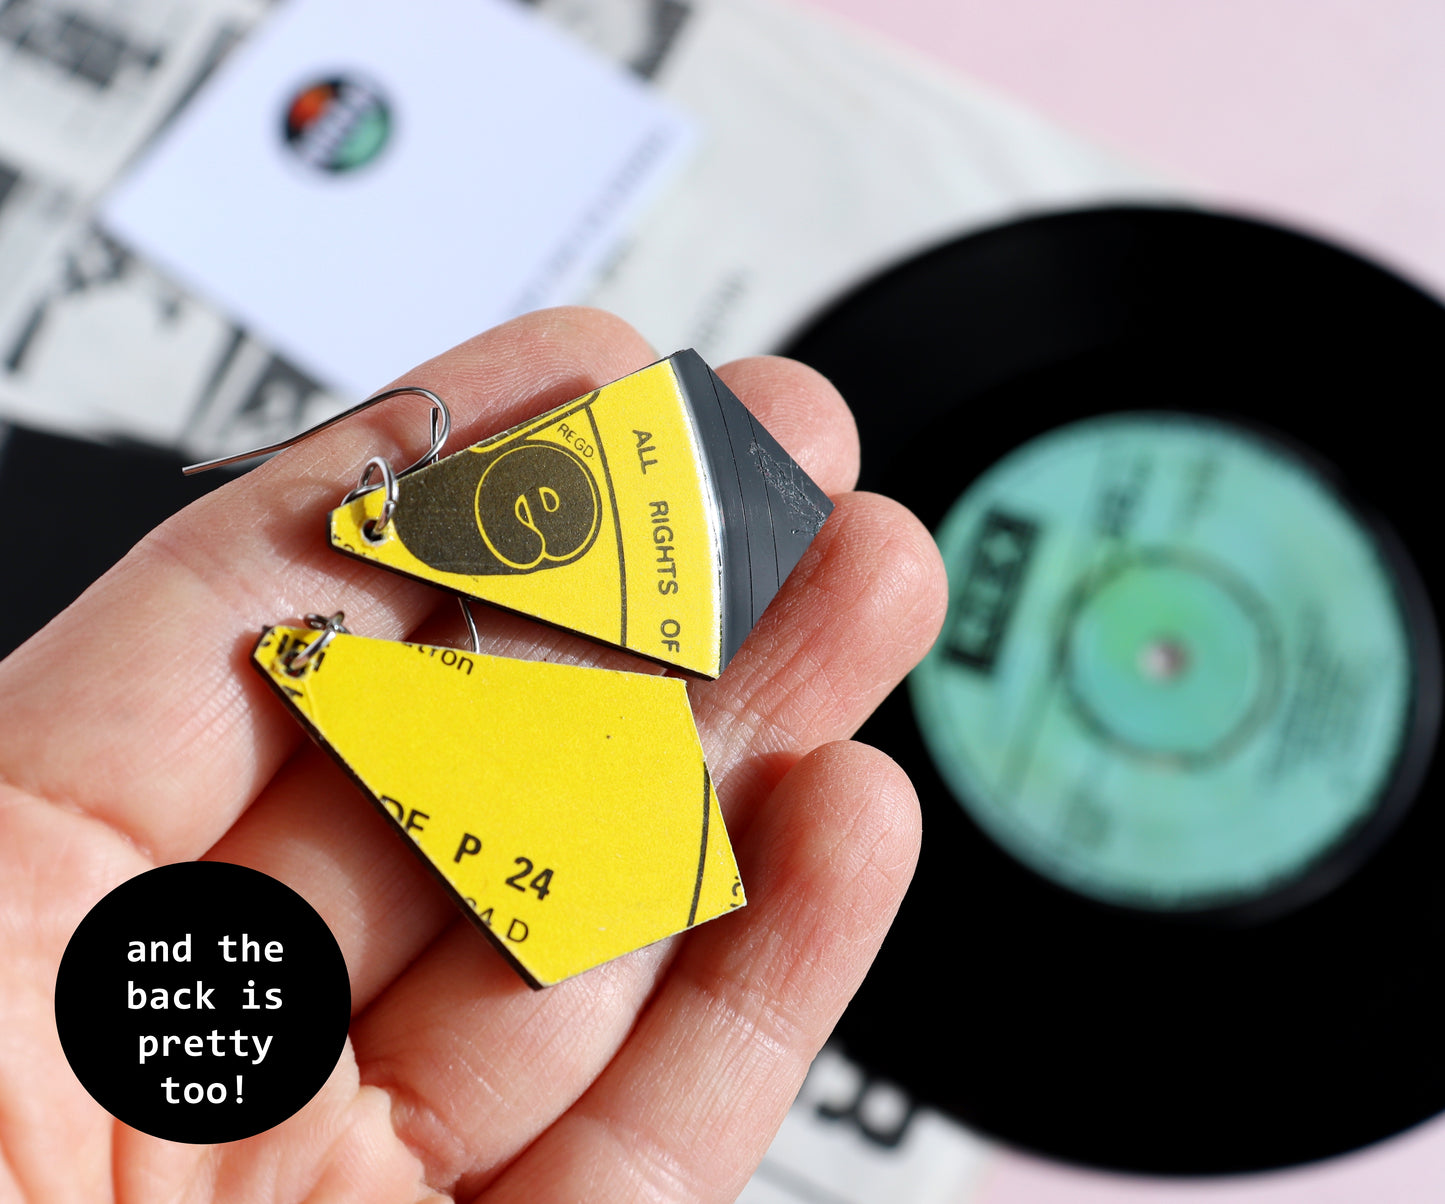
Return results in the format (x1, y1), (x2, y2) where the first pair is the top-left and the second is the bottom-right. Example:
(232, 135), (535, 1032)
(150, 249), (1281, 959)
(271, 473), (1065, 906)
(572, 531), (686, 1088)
(781, 206), (1445, 1175)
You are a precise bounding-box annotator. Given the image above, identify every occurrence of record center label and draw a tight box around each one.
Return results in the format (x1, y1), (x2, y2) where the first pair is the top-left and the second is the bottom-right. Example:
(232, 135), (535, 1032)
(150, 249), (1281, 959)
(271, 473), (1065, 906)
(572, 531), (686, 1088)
(911, 414), (1415, 909)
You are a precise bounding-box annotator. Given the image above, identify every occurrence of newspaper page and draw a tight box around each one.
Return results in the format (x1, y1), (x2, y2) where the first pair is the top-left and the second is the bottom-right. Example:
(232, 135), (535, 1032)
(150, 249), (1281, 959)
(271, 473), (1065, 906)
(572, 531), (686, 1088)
(0, 0), (290, 441)
(741, 1045), (989, 1204)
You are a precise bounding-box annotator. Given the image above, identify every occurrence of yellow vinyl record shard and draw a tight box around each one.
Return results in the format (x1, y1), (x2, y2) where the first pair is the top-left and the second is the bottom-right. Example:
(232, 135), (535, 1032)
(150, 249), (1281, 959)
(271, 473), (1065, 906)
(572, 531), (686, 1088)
(253, 625), (744, 987)
(328, 350), (833, 679)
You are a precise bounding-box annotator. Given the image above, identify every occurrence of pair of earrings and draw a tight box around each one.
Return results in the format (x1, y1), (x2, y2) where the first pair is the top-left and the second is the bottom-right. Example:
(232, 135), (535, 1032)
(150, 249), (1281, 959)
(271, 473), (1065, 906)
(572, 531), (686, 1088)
(190, 351), (833, 987)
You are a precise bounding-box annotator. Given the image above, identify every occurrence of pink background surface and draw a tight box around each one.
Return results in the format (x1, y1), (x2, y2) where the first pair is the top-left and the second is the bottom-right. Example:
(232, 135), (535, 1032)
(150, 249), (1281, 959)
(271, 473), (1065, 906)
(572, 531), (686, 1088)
(792, 0), (1445, 1197)
(800, 0), (1445, 299)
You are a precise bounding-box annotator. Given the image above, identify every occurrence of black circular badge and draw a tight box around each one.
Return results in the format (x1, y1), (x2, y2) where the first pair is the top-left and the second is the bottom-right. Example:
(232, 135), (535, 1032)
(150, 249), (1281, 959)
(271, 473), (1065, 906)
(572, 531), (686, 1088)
(55, 862), (350, 1144)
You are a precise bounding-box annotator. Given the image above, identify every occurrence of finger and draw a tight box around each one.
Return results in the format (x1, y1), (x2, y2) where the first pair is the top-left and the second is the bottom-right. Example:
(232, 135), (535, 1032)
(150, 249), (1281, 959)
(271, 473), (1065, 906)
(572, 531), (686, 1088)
(475, 741), (921, 1203)
(691, 490), (946, 827)
(0, 788), (154, 1202)
(112, 1050), (443, 1204)
(714, 355), (859, 495)
(336, 492), (944, 1188)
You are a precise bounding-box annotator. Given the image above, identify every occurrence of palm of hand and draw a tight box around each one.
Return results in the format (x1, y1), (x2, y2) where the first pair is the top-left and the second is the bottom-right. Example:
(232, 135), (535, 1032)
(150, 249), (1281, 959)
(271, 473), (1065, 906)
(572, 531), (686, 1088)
(0, 310), (944, 1202)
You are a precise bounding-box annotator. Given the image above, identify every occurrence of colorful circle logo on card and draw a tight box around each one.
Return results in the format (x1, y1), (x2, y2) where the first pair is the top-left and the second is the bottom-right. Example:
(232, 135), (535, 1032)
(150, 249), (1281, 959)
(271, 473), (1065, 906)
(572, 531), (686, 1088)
(282, 76), (391, 173)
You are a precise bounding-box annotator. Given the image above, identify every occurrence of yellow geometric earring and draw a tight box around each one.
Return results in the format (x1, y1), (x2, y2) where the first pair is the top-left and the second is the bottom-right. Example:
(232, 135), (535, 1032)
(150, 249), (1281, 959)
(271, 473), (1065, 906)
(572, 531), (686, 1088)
(194, 350), (833, 679)
(250, 610), (741, 987)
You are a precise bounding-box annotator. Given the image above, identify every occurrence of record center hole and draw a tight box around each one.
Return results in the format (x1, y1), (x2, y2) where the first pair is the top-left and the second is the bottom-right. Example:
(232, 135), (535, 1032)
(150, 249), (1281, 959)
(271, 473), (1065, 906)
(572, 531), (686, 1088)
(1139, 637), (1190, 683)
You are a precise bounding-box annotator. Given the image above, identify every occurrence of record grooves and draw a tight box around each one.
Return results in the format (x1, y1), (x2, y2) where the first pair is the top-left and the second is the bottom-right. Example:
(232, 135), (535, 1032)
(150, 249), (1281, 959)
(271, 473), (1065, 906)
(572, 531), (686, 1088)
(782, 207), (1445, 1175)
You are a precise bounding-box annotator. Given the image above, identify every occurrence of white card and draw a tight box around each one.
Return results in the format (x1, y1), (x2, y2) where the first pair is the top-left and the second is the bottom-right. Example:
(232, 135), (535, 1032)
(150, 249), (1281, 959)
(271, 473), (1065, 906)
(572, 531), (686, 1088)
(100, 0), (693, 399)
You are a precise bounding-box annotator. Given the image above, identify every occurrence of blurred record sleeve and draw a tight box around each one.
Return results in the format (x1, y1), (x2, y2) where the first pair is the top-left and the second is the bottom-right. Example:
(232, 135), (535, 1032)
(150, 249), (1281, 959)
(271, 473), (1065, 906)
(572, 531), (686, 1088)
(0, 0), (1167, 457)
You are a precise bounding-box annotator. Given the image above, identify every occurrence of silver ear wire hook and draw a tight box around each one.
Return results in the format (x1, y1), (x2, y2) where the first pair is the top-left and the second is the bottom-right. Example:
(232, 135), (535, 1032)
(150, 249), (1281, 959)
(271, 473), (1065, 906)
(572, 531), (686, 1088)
(181, 385), (452, 477)
(458, 597), (480, 656)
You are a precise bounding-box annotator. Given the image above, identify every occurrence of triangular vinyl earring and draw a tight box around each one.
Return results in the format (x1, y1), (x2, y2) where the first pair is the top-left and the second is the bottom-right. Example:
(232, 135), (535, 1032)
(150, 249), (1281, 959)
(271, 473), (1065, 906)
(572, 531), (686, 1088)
(253, 612), (743, 987)
(192, 350), (832, 677)
(328, 351), (831, 677)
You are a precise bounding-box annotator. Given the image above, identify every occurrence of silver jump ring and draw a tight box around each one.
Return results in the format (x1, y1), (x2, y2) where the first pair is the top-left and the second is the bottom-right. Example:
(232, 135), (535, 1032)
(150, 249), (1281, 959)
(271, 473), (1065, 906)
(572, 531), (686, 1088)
(284, 611), (350, 676)
(341, 455), (399, 542)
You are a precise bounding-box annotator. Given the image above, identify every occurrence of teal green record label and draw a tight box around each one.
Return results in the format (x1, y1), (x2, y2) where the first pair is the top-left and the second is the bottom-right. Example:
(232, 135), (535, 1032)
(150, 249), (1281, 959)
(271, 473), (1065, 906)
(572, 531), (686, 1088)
(911, 414), (1415, 909)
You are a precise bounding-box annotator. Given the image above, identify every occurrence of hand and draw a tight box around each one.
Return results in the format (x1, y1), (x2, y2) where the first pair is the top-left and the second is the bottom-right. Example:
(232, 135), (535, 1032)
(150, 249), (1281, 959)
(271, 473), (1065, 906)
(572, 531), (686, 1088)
(0, 309), (945, 1201)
